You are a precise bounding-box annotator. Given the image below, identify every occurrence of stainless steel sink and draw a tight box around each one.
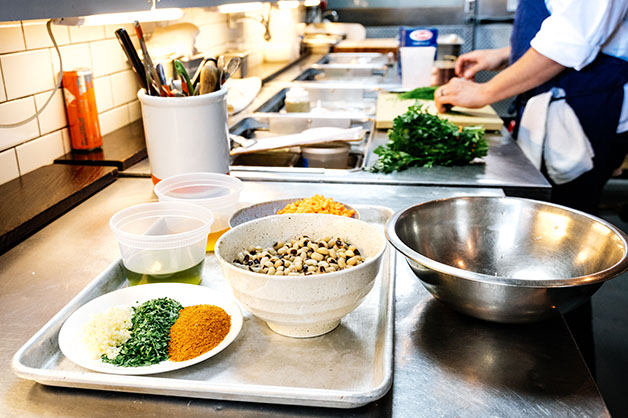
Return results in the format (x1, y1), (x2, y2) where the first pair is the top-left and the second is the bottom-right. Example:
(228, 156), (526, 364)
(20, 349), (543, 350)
(229, 113), (374, 172)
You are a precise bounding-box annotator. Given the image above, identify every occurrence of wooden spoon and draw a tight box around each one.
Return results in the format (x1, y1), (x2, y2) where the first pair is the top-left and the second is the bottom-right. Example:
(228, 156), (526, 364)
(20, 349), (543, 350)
(199, 61), (219, 95)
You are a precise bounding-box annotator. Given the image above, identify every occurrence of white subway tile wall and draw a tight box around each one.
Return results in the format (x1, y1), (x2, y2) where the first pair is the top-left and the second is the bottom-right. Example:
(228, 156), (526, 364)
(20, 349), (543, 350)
(111, 70), (139, 106)
(15, 130), (65, 175)
(2, 49), (55, 99)
(90, 39), (127, 77)
(60, 128), (71, 154)
(128, 100), (141, 122)
(34, 89), (66, 134)
(99, 105), (130, 136)
(0, 19), (144, 185)
(22, 20), (71, 49)
(93, 76), (114, 112)
(0, 97), (40, 148)
(53, 43), (92, 74)
(0, 7), (268, 187)
(68, 25), (106, 43)
(0, 148), (19, 184)
(0, 21), (25, 54)
(0, 70), (5, 102)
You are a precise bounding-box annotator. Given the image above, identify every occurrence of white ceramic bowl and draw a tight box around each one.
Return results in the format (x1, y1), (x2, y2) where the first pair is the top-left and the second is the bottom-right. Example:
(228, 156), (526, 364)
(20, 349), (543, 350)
(215, 214), (386, 338)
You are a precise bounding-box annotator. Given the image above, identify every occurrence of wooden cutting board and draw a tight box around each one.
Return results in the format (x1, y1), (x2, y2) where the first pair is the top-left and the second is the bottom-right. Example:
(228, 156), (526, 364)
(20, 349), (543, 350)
(375, 92), (504, 131)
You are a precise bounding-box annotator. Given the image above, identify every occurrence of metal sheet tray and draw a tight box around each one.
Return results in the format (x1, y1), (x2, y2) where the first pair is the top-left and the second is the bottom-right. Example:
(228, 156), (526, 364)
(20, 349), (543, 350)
(12, 205), (395, 409)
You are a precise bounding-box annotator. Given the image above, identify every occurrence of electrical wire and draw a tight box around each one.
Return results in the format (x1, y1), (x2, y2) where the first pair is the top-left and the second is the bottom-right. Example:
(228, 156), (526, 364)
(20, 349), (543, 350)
(0, 20), (64, 128)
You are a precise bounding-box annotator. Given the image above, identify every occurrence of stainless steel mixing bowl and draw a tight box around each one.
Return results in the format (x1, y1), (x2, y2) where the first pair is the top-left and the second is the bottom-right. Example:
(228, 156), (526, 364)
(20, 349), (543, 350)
(386, 196), (628, 323)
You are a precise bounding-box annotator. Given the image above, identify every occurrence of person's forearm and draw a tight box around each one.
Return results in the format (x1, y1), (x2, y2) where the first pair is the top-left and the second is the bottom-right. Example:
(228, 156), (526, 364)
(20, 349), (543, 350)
(493, 46), (512, 71)
(482, 47), (566, 103)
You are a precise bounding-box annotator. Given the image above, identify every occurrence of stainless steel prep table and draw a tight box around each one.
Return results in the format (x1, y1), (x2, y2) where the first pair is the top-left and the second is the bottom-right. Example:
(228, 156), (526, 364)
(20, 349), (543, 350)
(122, 54), (551, 200)
(1, 178), (608, 417)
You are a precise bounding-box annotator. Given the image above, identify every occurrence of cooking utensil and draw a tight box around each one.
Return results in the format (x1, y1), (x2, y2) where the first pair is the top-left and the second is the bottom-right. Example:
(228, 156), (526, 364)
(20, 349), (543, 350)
(199, 61), (219, 95)
(222, 57), (241, 84)
(133, 20), (161, 96)
(155, 63), (167, 85)
(114, 28), (148, 92)
(216, 55), (225, 90)
(229, 126), (365, 156)
(229, 134), (257, 149)
(190, 57), (216, 90)
(386, 196), (628, 323)
(174, 59), (193, 96)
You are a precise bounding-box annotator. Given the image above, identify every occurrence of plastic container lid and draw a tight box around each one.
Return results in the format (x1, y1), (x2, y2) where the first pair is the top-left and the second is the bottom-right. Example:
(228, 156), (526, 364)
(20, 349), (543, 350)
(109, 201), (214, 250)
(154, 172), (244, 210)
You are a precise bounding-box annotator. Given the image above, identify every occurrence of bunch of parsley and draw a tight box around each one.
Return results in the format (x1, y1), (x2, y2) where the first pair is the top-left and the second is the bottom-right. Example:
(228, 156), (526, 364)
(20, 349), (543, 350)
(370, 104), (488, 173)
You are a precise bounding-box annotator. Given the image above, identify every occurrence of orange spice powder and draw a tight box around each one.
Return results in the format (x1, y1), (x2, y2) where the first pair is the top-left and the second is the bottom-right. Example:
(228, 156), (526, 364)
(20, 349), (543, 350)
(277, 195), (355, 217)
(168, 304), (231, 362)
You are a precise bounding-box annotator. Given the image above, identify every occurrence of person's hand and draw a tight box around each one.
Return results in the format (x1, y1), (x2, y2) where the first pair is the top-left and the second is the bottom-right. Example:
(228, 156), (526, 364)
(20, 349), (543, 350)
(434, 78), (490, 113)
(455, 47), (511, 79)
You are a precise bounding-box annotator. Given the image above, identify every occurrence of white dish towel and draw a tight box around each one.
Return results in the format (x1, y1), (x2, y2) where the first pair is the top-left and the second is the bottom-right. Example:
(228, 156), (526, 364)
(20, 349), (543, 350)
(517, 87), (594, 185)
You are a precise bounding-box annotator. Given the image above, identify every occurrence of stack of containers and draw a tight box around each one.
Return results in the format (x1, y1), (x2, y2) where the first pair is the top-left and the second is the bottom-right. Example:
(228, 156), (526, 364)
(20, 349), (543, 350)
(154, 173), (244, 252)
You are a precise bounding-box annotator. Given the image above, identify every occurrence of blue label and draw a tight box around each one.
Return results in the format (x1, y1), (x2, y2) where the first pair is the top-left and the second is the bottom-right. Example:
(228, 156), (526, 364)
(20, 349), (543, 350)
(399, 27), (438, 48)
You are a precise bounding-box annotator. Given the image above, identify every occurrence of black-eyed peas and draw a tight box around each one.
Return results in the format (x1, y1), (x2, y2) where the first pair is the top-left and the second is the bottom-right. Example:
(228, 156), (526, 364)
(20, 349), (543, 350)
(231, 235), (365, 275)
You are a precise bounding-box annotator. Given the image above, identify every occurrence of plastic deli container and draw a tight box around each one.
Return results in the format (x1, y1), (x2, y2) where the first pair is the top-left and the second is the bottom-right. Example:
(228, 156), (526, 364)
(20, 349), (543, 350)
(284, 86), (310, 113)
(154, 172), (244, 252)
(301, 141), (350, 169)
(109, 202), (214, 286)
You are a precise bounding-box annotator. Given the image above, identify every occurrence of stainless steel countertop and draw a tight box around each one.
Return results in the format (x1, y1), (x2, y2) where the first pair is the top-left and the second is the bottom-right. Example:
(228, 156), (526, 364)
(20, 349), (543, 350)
(1, 178), (609, 417)
(121, 55), (551, 200)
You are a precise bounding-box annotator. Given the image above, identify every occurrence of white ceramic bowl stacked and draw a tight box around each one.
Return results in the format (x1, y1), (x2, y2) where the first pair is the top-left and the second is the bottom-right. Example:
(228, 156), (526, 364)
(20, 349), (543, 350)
(215, 213), (387, 338)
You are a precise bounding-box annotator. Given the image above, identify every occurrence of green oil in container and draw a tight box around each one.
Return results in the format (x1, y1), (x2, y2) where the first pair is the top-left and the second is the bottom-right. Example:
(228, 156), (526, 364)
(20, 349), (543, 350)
(122, 250), (204, 286)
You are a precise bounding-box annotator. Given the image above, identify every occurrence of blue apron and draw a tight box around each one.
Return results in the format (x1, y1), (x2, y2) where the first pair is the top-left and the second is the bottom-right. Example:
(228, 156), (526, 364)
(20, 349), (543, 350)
(510, 0), (628, 214)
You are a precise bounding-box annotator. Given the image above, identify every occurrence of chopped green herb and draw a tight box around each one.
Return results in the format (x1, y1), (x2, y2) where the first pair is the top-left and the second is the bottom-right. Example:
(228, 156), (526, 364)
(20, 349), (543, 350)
(370, 104), (488, 173)
(398, 86), (438, 100)
(102, 297), (183, 367)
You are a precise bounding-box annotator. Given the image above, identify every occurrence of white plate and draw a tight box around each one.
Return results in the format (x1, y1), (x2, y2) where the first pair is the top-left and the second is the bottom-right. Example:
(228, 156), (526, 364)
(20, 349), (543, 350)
(58, 283), (243, 375)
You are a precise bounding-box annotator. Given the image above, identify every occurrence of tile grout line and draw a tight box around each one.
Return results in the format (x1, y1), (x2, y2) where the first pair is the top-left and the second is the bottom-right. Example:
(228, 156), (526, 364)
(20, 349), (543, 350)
(0, 58), (7, 102)
(13, 146), (22, 176)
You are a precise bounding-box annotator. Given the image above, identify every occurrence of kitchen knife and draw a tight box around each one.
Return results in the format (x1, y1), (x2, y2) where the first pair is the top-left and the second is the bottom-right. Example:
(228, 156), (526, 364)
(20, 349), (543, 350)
(114, 28), (148, 92)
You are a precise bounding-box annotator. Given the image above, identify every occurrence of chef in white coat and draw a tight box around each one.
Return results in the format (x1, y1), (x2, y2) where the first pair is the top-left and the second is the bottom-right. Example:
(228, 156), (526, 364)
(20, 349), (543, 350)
(435, 0), (628, 215)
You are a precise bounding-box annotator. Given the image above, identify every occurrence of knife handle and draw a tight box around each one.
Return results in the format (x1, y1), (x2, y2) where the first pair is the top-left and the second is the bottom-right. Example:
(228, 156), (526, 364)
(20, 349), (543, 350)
(114, 28), (147, 91)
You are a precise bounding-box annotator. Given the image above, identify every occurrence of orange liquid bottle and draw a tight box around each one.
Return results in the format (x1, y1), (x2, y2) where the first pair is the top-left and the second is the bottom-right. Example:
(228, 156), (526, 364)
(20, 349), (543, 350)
(62, 69), (102, 151)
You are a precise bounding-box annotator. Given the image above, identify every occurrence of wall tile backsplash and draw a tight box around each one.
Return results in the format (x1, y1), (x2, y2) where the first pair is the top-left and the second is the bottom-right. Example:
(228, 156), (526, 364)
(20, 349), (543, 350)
(2, 49), (54, 100)
(15, 129), (65, 174)
(0, 18), (140, 182)
(0, 148), (19, 184)
(0, 21), (25, 54)
(0, 7), (250, 186)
